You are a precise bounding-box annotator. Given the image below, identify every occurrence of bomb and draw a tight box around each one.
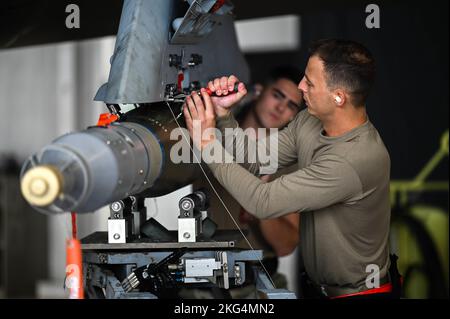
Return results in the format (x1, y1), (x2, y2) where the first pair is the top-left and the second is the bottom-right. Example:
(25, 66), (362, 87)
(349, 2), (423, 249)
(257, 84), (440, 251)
(20, 103), (197, 214)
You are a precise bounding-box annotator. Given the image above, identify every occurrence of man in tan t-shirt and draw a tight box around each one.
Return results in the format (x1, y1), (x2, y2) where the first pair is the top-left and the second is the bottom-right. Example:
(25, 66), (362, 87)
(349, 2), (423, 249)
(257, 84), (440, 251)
(183, 39), (396, 299)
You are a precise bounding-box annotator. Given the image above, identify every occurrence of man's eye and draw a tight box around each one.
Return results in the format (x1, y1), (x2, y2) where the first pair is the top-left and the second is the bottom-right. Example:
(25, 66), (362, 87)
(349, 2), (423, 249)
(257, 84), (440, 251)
(273, 92), (282, 99)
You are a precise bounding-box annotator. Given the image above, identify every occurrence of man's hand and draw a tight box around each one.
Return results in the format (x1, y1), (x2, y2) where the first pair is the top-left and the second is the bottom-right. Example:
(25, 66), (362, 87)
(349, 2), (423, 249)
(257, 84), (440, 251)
(183, 89), (216, 151)
(183, 75), (247, 150)
(207, 75), (247, 117)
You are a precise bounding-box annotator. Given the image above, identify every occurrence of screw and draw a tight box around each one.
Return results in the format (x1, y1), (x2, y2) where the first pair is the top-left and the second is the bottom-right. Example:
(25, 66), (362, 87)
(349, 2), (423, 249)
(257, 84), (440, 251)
(113, 233), (120, 240)
(111, 202), (121, 212)
(183, 232), (191, 239)
(181, 200), (192, 210)
(99, 254), (107, 264)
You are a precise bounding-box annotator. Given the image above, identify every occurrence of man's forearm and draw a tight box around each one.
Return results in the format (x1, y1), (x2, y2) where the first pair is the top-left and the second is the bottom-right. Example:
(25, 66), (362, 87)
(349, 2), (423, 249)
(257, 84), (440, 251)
(259, 217), (299, 257)
(215, 112), (298, 176)
(215, 112), (262, 175)
(206, 144), (291, 219)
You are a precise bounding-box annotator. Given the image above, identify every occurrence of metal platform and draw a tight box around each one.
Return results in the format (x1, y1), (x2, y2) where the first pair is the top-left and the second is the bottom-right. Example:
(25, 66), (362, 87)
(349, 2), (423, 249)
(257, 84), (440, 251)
(81, 230), (245, 250)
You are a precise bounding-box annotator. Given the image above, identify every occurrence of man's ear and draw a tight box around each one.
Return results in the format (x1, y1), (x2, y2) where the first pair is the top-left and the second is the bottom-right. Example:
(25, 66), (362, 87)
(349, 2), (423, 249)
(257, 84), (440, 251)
(333, 89), (346, 106)
(253, 83), (264, 100)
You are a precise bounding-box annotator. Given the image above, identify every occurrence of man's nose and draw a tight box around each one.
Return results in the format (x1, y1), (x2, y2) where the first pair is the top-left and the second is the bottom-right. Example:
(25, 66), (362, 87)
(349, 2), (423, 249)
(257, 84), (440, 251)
(275, 100), (287, 113)
(298, 78), (307, 93)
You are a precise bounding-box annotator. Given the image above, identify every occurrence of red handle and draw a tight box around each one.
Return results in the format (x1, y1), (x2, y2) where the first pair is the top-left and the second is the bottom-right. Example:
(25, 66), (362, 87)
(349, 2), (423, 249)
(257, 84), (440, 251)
(204, 82), (240, 96)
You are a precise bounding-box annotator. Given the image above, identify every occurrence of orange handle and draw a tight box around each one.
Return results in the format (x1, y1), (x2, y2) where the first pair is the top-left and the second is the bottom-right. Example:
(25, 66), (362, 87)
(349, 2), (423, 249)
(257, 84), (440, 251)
(97, 113), (118, 126)
(65, 239), (84, 299)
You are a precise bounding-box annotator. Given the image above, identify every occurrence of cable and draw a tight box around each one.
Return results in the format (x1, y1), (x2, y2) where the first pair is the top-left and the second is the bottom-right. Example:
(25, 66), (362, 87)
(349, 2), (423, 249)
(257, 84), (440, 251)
(71, 212), (77, 239)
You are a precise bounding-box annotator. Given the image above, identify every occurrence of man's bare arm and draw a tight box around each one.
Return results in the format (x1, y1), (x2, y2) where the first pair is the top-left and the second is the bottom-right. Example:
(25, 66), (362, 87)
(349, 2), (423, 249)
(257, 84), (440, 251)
(259, 213), (300, 257)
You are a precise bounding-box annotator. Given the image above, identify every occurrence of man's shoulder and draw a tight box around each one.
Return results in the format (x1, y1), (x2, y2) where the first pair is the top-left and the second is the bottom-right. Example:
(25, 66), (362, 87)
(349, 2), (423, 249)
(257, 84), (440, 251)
(350, 122), (389, 160)
(340, 123), (390, 183)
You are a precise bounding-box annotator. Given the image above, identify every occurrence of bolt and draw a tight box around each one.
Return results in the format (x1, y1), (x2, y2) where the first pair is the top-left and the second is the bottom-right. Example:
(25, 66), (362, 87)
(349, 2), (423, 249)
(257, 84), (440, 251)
(235, 265), (241, 284)
(183, 232), (191, 239)
(99, 254), (107, 264)
(139, 169), (144, 175)
(181, 200), (192, 210)
(111, 202), (121, 212)
(113, 233), (120, 240)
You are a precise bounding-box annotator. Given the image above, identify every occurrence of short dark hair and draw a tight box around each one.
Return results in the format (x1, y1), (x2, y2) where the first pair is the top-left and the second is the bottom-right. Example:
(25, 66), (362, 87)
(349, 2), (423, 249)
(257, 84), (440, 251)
(309, 39), (375, 106)
(265, 65), (303, 86)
